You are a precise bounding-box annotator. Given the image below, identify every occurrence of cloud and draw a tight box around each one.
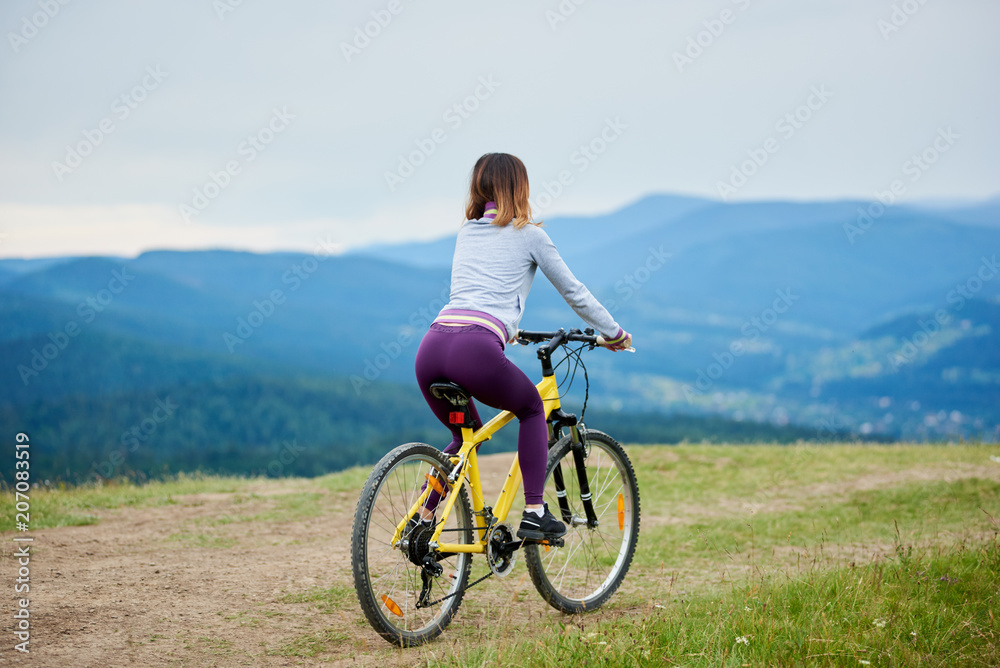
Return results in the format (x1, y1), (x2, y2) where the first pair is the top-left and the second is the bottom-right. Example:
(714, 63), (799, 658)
(2, 1), (998, 259)
(0, 198), (464, 259)
(0, 203), (321, 258)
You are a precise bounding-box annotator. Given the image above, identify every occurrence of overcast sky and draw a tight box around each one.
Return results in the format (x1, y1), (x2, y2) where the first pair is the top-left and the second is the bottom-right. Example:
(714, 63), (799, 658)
(1, 0), (997, 259)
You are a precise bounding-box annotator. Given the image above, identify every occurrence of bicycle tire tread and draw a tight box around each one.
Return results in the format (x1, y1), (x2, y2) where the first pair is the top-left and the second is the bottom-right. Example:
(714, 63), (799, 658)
(524, 429), (641, 614)
(350, 443), (473, 647)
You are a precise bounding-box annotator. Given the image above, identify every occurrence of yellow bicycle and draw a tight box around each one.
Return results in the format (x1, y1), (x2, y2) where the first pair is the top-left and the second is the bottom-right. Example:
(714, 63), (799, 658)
(351, 328), (641, 646)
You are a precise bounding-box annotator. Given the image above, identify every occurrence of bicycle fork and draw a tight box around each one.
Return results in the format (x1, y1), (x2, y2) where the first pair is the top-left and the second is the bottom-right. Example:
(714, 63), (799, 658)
(549, 412), (599, 529)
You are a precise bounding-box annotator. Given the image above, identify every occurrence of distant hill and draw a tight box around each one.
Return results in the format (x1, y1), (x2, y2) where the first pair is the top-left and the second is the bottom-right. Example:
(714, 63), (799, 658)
(814, 299), (1000, 436)
(2, 193), (998, 453)
(0, 327), (860, 483)
(911, 195), (1000, 227)
(353, 197), (1000, 333)
(1, 251), (452, 387)
(350, 193), (716, 269)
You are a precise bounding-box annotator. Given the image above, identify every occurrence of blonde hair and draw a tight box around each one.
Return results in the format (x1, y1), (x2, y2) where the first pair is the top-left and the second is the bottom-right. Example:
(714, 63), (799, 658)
(464, 153), (538, 229)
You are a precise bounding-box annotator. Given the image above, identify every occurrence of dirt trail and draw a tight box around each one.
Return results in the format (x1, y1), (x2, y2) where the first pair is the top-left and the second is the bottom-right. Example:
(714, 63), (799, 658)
(3, 451), (997, 666)
(0, 453), (640, 666)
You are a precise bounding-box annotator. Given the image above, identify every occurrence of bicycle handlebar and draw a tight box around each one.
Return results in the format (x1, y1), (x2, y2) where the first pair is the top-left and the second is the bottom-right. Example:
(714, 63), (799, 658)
(516, 328), (635, 353)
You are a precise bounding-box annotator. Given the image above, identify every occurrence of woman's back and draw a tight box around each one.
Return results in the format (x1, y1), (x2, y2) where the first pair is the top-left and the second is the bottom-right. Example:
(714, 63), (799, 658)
(446, 211), (618, 342)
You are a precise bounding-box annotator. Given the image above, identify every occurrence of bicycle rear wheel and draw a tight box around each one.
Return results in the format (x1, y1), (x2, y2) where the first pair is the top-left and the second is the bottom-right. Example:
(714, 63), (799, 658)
(351, 443), (474, 646)
(524, 429), (640, 613)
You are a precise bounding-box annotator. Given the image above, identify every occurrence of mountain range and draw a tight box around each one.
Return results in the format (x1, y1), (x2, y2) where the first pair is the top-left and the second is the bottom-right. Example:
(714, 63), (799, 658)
(2, 193), (997, 481)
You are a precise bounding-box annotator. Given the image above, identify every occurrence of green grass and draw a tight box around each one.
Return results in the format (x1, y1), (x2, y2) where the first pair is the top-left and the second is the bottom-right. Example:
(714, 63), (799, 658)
(0, 472), (253, 532)
(420, 443), (1000, 667)
(220, 610), (262, 628)
(194, 512), (254, 527)
(250, 491), (327, 522)
(631, 445), (999, 558)
(267, 628), (351, 657)
(313, 465), (370, 494)
(195, 635), (235, 656)
(641, 477), (999, 571)
(629, 442), (998, 509)
(431, 536), (998, 667)
(0, 471), (354, 533)
(3, 442), (999, 665)
(280, 584), (355, 614)
(166, 531), (237, 549)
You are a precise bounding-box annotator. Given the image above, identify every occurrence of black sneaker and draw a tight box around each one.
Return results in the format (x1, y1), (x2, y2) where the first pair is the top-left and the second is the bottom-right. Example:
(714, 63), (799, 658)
(516, 503), (567, 541)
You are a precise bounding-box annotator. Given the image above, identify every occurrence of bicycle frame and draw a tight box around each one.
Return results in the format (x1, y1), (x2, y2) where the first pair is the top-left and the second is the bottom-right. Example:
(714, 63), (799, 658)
(355, 328), (636, 644)
(390, 373), (562, 553)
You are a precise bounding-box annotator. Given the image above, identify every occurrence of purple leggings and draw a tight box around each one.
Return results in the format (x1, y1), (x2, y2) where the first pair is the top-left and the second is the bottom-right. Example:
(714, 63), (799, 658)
(415, 323), (548, 505)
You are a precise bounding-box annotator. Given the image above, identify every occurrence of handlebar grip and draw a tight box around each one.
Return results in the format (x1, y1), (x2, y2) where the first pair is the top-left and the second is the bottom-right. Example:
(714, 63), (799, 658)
(596, 334), (636, 353)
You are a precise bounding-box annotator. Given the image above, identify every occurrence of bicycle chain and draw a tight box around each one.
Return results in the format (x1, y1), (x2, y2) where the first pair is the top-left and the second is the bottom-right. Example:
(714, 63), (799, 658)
(416, 569), (493, 609)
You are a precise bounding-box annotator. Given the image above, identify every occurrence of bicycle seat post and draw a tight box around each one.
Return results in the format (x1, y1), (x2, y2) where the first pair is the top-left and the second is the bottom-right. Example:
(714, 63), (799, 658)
(428, 381), (477, 481)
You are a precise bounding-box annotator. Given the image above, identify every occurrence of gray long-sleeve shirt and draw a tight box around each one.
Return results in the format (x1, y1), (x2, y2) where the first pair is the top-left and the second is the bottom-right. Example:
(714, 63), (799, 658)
(441, 215), (621, 341)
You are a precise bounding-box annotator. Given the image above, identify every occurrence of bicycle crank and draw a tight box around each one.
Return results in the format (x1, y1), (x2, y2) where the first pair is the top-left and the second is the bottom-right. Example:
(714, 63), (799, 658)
(485, 523), (517, 577)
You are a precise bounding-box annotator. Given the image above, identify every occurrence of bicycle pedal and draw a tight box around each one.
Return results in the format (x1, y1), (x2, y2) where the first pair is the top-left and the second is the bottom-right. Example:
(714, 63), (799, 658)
(516, 537), (564, 549)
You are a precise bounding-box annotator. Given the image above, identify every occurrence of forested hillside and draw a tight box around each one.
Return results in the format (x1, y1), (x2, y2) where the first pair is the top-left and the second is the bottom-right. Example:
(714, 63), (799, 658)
(2, 194), (998, 483)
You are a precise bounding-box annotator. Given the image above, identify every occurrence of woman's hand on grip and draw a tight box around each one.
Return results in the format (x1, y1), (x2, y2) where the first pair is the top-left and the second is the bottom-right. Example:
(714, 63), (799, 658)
(599, 327), (633, 352)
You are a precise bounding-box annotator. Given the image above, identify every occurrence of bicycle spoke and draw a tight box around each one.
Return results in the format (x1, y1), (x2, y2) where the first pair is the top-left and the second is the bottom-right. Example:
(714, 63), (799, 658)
(594, 526), (618, 560)
(367, 542), (402, 570)
(354, 446), (474, 645)
(371, 508), (400, 536)
(593, 486), (621, 515)
(525, 433), (639, 613)
(553, 532), (586, 592)
(379, 557), (407, 622)
(592, 460), (619, 502)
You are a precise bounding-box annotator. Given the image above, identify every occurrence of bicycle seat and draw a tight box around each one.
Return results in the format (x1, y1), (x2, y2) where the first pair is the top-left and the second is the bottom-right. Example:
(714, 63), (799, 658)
(429, 381), (471, 407)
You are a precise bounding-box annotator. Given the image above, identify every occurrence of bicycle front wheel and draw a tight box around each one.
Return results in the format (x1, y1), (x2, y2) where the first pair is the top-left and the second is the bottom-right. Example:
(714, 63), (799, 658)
(524, 429), (640, 613)
(351, 443), (474, 647)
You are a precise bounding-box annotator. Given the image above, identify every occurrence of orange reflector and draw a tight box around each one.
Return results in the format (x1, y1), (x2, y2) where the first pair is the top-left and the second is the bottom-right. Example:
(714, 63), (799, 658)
(617, 493), (625, 531)
(381, 594), (403, 617)
(544, 543), (550, 553)
(425, 473), (445, 496)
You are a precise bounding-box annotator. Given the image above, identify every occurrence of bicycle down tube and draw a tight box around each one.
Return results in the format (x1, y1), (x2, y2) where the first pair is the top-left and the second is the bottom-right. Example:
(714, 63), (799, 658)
(352, 327), (639, 647)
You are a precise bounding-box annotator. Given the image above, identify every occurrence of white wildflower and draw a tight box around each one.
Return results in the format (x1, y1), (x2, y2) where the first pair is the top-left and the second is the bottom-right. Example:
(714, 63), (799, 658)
(859, 661), (871, 666)
(873, 618), (887, 628)
(735, 636), (750, 645)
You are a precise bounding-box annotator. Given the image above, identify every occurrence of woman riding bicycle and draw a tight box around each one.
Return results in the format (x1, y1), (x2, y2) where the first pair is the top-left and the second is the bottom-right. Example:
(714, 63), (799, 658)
(414, 152), (632, 542)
